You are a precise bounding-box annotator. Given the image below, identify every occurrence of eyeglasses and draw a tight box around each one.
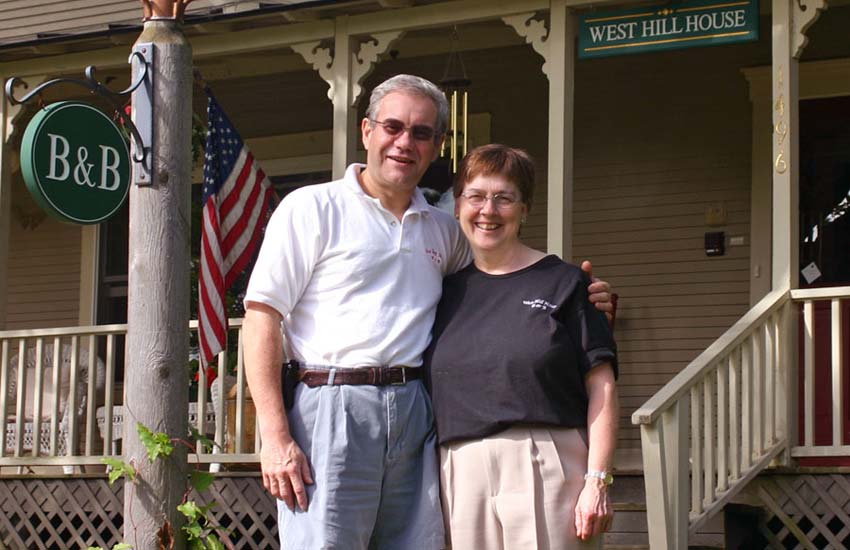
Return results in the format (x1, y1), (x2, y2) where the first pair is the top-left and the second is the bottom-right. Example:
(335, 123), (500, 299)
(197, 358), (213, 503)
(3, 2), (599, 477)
(369, 118), (439, 142)
(460, 191), (519, 209)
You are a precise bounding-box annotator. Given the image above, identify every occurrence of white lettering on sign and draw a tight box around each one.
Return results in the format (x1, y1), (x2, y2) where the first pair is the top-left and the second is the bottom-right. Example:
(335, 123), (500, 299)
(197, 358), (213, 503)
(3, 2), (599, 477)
(587, 8), (748, 43)
(642, 16), (684, 37)
(43, 134), (123, 190)
(46, 133), (70, 181)
(98, 145), (122, 191)
(74, 147), (95, 187)
(588, 21), (639, 42)
(685, 10), (746, 32)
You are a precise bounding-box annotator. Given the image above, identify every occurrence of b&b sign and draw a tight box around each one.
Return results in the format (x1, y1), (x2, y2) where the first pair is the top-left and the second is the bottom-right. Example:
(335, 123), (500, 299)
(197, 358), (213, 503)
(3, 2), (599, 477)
(578, 0), (759, 59)
(21, 101), (130, 224)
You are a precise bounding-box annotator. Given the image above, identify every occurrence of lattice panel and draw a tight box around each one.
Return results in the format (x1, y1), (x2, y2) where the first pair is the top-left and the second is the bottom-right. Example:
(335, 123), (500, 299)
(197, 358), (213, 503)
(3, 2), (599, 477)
(0, 478), (123, 549)
(0, 475), (279, 550)
(192, 476), (280, 549)
(752, 474), (850, 549)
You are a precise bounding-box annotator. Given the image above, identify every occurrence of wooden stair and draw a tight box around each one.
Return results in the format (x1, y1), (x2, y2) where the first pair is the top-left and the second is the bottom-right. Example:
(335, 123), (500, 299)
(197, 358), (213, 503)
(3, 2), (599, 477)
(605, 474), (725, 548)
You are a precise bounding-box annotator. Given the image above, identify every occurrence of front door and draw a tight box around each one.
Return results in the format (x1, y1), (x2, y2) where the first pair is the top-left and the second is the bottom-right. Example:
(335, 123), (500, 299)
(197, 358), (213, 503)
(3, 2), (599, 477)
(798, 95), (850, 461)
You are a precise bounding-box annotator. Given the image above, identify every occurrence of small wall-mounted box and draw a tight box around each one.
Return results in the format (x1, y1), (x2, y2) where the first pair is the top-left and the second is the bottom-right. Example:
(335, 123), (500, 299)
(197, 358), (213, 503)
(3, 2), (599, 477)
(705, 231), (725, 256)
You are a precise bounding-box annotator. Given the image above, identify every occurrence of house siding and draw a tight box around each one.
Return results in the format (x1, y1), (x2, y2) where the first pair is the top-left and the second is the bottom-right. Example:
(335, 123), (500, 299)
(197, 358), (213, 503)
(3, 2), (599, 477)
(6, 215), (81, 329)
(570, 45), (757, 448)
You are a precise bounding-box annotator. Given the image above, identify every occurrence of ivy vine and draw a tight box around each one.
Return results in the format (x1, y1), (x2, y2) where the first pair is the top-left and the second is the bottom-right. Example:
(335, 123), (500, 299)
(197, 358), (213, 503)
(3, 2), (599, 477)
(87, 422), (229, 550)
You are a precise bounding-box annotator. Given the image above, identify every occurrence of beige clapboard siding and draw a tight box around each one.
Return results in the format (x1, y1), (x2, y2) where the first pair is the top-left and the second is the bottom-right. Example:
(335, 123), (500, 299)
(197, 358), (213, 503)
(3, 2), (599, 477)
(569, 45), (755, 449)
(6, 216), (81, 329)
(0, 0), (215, 44)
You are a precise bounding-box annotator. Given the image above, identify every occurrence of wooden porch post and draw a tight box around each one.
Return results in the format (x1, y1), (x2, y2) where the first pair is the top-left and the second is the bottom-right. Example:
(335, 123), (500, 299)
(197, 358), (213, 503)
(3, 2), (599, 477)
(331, 16), (357, 180)
(771, 0), (825, 465)
(546, 0), (576, 260)
(124, 2), (193, 547)
(0, 79), (11, 329)
(641, 400), (690, 549)
(294, 22), (402, 181)
(770, 0), (800, 293)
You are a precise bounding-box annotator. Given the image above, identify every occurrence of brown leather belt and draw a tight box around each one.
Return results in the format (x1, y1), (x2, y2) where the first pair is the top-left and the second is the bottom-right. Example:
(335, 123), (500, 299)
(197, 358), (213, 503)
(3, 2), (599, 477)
(298, 366), (422, 387)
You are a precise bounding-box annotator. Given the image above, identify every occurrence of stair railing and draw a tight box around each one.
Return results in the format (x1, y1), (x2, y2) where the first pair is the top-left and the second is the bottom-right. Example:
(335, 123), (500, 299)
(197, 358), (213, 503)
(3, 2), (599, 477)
(632, 288), (793, 549)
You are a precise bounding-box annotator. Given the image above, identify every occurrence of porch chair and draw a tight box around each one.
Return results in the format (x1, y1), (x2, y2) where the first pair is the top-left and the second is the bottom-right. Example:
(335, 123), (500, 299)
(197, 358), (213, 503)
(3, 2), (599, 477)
(3, 343), (105, 467)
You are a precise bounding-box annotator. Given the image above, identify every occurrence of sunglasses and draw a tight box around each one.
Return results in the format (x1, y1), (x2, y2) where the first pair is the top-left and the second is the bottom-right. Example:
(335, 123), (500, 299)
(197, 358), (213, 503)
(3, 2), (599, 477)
(369, 118), (439, 142)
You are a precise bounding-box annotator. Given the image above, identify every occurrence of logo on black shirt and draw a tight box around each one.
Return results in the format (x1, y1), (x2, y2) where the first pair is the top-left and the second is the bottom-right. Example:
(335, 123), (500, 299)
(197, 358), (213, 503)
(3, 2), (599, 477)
(523, 298), (556, 311)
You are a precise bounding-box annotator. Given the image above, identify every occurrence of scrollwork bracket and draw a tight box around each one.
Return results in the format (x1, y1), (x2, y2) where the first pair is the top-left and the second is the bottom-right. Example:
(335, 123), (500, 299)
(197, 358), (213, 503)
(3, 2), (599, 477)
(503, 13), (550, 79)
(292, 41), (335, 101)
(793, 0), (827, 58)
(351, 31), (404, 106)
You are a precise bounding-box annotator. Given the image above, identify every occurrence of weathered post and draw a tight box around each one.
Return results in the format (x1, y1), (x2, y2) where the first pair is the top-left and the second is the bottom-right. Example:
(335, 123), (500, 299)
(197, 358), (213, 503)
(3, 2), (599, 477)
(124, 1), (193, 547)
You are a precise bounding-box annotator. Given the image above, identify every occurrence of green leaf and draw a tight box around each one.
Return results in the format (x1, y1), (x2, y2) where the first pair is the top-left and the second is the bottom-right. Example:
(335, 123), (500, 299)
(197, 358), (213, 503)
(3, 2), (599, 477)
(190, 470), (215, 492)
(100, 457), (136, 484)
(205, 533), (225, 550)
(113, 544), (133, 550)
(86, 547), (104, 550)
(177, 500), (204, 521)
(137, 422), (174, 462)
(185, 522), (204, 539)
(188, 426), (217, 452)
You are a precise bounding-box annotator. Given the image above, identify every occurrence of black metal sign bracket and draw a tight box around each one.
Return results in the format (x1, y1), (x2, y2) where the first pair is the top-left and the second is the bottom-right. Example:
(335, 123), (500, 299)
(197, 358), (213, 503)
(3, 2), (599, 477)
(4, 43), (155, 186)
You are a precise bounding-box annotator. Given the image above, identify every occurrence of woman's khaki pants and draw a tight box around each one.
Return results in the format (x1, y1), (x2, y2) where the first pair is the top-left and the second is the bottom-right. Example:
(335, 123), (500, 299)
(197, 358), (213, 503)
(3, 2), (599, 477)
(440, 426), (601, 550)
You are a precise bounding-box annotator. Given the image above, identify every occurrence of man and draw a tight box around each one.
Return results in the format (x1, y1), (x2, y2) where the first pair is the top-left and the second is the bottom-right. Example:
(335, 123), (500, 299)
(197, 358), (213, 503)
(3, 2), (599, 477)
(243, 74), (613, 550)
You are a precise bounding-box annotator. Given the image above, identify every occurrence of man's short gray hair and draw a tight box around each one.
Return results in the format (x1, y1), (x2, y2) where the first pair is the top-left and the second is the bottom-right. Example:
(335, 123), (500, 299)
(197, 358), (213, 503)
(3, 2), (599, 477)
(365, 74), (449, 140)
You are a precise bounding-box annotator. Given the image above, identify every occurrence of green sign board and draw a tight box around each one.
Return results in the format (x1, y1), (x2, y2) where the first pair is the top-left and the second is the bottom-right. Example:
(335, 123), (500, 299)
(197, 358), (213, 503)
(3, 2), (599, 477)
(579, 0), (759, 59)
(20, 101), (130, 225)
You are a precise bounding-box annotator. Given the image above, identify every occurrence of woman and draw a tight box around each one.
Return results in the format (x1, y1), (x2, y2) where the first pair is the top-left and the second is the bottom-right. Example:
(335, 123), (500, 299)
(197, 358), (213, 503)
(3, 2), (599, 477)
(424, 144), (619, 550)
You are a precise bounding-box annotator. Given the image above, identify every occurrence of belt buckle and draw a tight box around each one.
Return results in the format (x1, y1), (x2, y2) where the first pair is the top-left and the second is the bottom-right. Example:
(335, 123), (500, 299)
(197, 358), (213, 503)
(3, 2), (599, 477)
(391, 367), (407, 386)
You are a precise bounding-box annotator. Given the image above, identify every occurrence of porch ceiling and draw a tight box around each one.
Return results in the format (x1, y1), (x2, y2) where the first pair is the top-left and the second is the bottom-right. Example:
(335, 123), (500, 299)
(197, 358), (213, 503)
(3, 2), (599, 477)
(0, 0), (468, 63)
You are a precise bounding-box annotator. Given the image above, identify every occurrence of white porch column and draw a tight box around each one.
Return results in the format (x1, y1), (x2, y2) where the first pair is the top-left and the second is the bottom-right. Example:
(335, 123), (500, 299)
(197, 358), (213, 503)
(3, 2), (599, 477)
(331, 16), (358, 180)
(770, 0), (800, 292)
(771, 0), (825, 465)
(294, 20), (403, 181)
(0, 78), (11, 329)
(546, 0), (576, 260)
(504, 2), (576, 259)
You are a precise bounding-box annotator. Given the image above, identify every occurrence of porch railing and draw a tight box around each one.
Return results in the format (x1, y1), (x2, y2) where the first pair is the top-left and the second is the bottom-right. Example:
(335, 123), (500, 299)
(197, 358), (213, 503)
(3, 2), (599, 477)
(0, 319), (258, 471)
(790, 286), (850, 458)
(633, 285), (850, 548)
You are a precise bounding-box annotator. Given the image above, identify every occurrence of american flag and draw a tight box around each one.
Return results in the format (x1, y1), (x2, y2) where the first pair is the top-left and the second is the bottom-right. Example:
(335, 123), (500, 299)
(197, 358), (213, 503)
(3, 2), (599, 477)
(198, 88), (272, 365)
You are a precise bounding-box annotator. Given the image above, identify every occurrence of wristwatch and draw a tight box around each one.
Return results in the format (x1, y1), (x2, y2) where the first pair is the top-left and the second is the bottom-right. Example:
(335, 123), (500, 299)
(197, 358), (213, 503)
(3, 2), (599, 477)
(584, 470), (614, 486)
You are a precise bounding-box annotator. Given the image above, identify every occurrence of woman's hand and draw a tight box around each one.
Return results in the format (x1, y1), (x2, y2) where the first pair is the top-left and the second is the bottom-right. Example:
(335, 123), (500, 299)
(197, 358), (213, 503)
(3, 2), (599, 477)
(574, 477), (613, 540)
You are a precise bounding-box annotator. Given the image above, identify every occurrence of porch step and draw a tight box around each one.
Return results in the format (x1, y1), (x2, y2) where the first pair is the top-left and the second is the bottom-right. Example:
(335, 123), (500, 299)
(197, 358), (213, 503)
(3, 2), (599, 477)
(604, 474), (725, 549)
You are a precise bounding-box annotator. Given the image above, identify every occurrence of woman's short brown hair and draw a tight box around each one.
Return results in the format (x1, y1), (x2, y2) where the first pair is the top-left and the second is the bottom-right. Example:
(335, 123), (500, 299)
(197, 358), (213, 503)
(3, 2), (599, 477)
(453, 144), (536, 210)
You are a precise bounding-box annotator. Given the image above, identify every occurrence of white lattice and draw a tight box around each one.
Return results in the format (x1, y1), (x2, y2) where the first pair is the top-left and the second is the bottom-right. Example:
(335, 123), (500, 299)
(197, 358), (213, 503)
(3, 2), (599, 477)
(0, 475), (278, 549)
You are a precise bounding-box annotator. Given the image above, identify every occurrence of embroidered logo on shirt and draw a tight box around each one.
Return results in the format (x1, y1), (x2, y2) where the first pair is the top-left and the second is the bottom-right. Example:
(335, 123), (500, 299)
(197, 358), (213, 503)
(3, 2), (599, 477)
(425, 248), (443, 265)
(523, 298), (557, 311)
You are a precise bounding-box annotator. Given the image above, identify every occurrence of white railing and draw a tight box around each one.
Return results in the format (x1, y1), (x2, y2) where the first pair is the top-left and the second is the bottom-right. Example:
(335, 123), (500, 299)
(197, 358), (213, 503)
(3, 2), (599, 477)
(632, 288), (794, 549)
(633, 284), (850, 547)
(790, 286), (850, 459)
(0, 319), (258, 471)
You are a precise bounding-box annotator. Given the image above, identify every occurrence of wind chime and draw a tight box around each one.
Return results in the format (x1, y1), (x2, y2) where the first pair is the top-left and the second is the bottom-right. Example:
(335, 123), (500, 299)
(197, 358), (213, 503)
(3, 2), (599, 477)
(440, 27), (471, 173)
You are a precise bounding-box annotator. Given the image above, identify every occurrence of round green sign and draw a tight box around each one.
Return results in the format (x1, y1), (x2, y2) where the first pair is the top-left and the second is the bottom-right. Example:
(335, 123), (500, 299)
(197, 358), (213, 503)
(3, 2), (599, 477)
(20, 101), (130, 225)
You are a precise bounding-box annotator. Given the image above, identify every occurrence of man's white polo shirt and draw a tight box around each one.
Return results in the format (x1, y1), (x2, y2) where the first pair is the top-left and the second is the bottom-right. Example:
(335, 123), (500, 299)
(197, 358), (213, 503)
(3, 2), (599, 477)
(244, 163), (472, 368)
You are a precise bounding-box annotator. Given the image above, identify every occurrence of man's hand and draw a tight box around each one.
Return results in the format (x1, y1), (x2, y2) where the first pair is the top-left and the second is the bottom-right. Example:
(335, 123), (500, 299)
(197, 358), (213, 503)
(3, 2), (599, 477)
(574, 477), (613, 540)
(260, 435), (314, 511)
(581, 260), (614, 320)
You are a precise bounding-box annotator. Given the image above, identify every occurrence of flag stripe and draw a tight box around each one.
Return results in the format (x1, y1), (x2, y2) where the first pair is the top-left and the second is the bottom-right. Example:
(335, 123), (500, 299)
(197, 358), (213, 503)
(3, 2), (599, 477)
(198, 88), (272, 365)
(226, 186), (273, 289)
